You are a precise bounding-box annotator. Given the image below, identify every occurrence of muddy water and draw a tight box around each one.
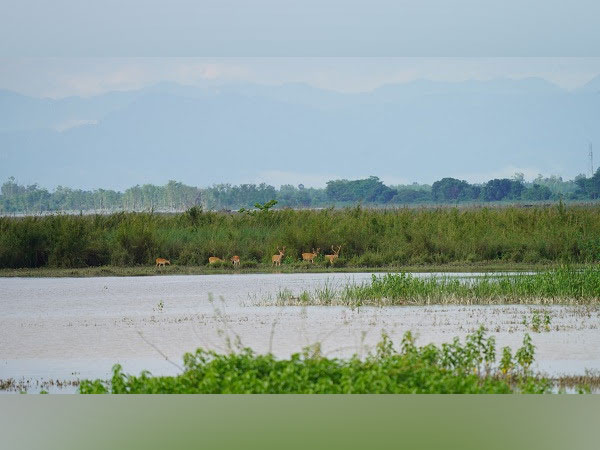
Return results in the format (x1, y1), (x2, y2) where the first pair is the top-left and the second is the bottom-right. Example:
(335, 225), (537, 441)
(1, 273), (599, 393)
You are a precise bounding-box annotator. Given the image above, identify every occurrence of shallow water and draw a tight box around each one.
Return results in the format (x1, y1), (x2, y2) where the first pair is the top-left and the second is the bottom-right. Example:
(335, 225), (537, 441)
(1, 273), (599, 393)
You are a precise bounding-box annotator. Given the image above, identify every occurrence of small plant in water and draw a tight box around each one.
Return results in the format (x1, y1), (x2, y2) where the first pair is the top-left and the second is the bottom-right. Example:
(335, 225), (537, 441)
(515, 334), (535, 374)
(500, 347), (514, 375)
(524, 310), (552, 332)
(543, 311), (552, 331)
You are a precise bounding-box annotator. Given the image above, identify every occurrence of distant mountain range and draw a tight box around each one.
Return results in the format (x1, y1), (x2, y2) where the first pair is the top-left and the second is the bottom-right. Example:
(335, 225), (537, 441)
(1, 76), (599, 190)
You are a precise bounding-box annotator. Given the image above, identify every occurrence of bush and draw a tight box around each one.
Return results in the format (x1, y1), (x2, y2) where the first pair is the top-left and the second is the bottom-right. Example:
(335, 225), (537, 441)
(79, 328), (552, 394)
(112, 216), (157, 265)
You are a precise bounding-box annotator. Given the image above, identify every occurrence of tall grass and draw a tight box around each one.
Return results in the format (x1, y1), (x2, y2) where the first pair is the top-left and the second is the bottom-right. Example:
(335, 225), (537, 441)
(79, 328), (552, 394)
(273, 266), (600, 306)
(2, 204), (600, 269)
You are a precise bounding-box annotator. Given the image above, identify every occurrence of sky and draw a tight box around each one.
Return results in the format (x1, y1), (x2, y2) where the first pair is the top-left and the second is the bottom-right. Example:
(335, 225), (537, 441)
(3, 1), (600, 57)
(2, 0), (600, 191)
(2, 57), (600, 98)
(1, 57), (599, 189)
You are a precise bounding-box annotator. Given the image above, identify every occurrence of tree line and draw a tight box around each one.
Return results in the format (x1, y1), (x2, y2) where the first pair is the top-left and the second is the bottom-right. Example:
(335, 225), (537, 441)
(0, 171), (597, 214)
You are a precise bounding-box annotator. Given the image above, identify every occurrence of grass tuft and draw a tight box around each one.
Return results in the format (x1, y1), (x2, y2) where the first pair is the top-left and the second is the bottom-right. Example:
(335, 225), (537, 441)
(271, 266), (600, 306)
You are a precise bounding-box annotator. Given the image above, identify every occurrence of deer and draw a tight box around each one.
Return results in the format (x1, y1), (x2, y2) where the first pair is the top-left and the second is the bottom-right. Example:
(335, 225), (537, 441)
(230, 255), (240, 266)
(155, 258), (170, 267)
(272, 246), (285, 266)
(324, 245), (341, 264)
(208, 256), (225, 264)
(301, 248), (320, 264)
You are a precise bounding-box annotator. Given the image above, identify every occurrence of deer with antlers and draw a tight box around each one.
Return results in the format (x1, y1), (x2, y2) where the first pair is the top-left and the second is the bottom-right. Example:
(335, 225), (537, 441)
(301, 248), (320, 264)
(324, 245), (341, 264)
(230, 255), (240, 266)
(272, 246), (285, 266)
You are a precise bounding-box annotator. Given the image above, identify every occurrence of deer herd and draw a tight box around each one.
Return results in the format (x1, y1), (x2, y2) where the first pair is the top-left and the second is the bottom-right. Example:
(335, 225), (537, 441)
(155, 245), (341, 268)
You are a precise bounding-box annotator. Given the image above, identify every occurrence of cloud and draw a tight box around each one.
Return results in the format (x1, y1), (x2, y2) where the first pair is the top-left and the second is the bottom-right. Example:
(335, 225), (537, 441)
(3, 57), (600, 99)
(55, 119), (99, 132)
(36, 59), (251, 98)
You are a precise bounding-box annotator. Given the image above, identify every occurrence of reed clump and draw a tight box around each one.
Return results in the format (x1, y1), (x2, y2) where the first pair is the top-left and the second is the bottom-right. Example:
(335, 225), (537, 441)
(273, 266), (600, 306)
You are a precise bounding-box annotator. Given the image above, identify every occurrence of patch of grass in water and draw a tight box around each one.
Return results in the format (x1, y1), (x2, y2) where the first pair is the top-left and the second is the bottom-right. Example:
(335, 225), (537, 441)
(270, 266), (600, 306)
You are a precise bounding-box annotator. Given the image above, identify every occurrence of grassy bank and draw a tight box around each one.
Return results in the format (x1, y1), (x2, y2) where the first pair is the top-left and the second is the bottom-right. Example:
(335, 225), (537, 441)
(2, 205), (600, 271)
(80, 329), (560, 394)
(272, 266), (600, 306)
(0, 262), (569, 278)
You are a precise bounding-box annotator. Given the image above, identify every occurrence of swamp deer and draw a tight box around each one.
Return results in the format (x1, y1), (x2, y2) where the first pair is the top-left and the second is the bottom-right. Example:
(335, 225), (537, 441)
(301, 248), (320, 264)
(208, 256), (225, 264)
(230, 255), (240, 266)
(324, 245), (341, 264)
(155, 258), (170, 267)
(272, 247), (285, 266)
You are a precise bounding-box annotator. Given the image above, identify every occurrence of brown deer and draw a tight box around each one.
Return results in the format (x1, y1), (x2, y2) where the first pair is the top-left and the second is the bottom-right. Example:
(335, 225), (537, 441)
(324, 245), (341, 264)
(230, 255), (240, 266)
(208, 256), (224, 264)
(155, 258), (171, 267)
(301, 248), (320, 264)
(272, 246), (285, 266)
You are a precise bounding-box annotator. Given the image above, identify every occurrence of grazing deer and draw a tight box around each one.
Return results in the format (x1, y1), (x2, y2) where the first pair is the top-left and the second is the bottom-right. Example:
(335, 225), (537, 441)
(302, 248), (320, 264)
(272, 246), (285, 266)
(155, 258), (170, 267)
(231, 255), (240, 266)
(324, 245), (341, 264)
(208, 256), (224, 264)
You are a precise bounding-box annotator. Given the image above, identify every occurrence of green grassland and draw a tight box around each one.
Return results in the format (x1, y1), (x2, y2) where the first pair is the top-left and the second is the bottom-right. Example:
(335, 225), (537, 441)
(2, 204), (600, 274)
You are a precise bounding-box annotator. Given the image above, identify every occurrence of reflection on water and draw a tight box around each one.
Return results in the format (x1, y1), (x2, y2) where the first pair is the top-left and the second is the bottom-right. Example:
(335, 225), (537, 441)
(1, 273), (599, 392)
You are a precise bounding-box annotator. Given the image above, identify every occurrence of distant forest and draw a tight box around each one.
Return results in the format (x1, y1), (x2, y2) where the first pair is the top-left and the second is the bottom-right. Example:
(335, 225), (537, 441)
(1, 172), (599, 214)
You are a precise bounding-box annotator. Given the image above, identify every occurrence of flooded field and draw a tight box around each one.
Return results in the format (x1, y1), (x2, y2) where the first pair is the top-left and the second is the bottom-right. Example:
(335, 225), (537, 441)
(1, 273), (599, 393)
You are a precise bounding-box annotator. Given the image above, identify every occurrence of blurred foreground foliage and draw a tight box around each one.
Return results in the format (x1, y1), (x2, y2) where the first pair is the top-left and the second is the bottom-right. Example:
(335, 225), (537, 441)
(79, 328), (551, 394)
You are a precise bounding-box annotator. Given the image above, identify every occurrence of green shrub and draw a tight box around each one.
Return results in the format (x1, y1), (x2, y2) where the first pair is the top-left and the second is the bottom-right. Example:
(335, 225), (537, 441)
(79, 328), (551, 394)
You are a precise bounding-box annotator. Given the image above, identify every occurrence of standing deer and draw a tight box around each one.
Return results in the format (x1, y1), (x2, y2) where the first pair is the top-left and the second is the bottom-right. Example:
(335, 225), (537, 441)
(230, 255), (240, 266)
(208, 256), (224, 264)
(155, 257), (171, 267)
(272, 246), (285, 266)
(301, 248), (320, 264)
(324, 245), (341, 264)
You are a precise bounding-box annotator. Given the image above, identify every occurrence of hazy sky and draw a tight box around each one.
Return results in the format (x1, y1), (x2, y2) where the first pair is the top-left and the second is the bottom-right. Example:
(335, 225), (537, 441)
(3, 1), (600, 57)
(2, 58), (600, 98)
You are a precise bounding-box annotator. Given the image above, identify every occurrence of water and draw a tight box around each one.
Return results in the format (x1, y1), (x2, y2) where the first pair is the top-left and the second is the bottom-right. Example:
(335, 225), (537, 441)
(1, 273), (599, 393)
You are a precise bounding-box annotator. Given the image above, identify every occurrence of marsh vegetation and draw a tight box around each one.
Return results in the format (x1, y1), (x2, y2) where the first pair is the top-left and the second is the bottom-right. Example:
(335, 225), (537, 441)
(271, 267), (600, 306)
(2, 204), (600, 272)
(79, 328), (559, 394)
